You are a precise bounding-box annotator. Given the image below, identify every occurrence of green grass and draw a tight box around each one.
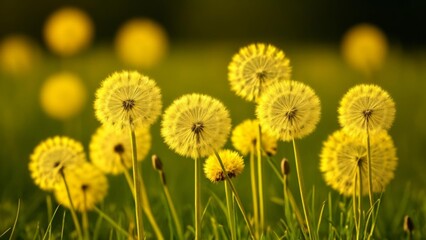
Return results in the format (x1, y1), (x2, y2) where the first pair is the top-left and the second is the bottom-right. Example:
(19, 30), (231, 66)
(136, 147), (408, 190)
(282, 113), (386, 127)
(0, 41), (425, 239)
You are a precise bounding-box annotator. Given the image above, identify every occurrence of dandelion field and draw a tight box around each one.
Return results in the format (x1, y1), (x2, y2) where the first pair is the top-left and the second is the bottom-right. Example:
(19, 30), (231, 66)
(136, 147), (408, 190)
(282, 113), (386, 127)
(1, 6), (426, 240)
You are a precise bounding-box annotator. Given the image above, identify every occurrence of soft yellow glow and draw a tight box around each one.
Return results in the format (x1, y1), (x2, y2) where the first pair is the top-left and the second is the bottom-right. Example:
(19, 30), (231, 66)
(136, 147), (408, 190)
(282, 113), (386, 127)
(0, 35), (40, 74)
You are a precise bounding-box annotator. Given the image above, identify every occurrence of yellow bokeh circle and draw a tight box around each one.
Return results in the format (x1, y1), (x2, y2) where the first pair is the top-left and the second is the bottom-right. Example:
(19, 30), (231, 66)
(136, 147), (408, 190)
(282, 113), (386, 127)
(115, 18), (168, 68)
(0, 35), (40, 74)
(43, 7), (94, 56)
(40, 72), (87, 120)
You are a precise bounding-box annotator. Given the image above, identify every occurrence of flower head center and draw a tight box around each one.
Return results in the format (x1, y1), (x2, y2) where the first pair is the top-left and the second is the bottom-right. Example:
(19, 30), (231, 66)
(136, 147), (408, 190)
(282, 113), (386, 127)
(122, 99), (136, 111)
(114, 144), (125, 154)
(363, 109), (373, 120)
(191, 122), (205, 143)
(285, 107), (298, 121)
(256, 70), (267, 81)
(81, 184), (89, 191)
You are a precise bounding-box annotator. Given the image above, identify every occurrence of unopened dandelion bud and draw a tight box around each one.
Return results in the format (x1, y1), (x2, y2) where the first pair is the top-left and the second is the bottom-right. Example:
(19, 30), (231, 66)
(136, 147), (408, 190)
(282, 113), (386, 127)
(403, 215), (414, 233)
(281, 158), (290, 176)
(152, 154), (163, 171)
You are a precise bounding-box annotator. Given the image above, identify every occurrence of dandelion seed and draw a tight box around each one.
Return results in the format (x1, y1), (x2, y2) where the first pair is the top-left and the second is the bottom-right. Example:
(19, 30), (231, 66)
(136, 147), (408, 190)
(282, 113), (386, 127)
(320, 130), (397, 196)
(43, 7), (93, 56)
(228, 43), (291, 102)
(338, 84), (395, 136)
(89, 125), (151, 175)
(231, 119), (277, 156)
(256, 80), (321, 141)
(204, 149), (244, 183)
(94, 71), (162, 130)
(29, 136), (86, 190)
(54, 162), (108, 212)
(40, 72), (87, 120)
(161, 93), (231, 159)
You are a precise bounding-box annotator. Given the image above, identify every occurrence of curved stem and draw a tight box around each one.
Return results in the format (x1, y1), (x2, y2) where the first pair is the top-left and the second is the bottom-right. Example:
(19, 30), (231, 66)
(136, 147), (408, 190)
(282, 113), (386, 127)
(60, 171), (83, 240)
(225, 181), (236, 240)
(366, 125), (374, 207)
(195, 157), (202, 240)
(82, 192), (90, 240)
(256, 124), (265, 232)
(358, 164), (363, 240)
(249, 147), (260, 238)
(292, 139), (312, 239)
(162, 183), (184, 240)
(353, 170), (359, 239)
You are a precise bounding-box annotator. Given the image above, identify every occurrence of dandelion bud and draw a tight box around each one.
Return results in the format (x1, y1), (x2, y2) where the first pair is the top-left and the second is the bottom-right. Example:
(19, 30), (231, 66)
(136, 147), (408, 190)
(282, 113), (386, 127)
(152, 154), (163, 171)
(403, 215), (414, 233)
(281, 158), (290, 176)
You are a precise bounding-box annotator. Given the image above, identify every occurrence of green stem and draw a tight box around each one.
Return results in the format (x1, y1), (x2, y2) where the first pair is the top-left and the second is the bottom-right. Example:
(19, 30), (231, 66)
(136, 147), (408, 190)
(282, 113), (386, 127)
(292, 139), (312, 239)
(256, 124), (264, 232)
(225, 181), (236, 240)
(60, 171), (83, 240)
(129, 127), (145, 240)
(162, 182), (184, 240)
(353, 169), (359, 239)
(213, 150), (256, 240)
(366, 125), (374, 208)
(195, 157), (202, 240)
(249, 147), (260, 238)
(93, 206), (130, 238)
(358, 163), (363, 240)
(139, 180), (164, 240)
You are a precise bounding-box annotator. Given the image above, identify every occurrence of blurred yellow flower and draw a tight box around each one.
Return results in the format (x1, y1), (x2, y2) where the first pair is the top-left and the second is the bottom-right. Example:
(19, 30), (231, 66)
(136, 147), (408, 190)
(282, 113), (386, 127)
(54, 162), (108, 212)
(44, 7), (94, 56)
(89, 124), (151, 175)
(338, 84), (395, 136)
(161, 94), (231, 159)
(231, 119), (277, 156)
(94, 71), (162, 130)
(256, 80), (321, 141)
(115, 18), (168, 68)
(29, 136), (86, 190)
(320, 130), (397, 196)
(0, 35), (40, 74)
(204, 149), (244, 183)
(228, 43), (291, 102)
(341, 23), (388, 75)
(40, 72), (87, 120)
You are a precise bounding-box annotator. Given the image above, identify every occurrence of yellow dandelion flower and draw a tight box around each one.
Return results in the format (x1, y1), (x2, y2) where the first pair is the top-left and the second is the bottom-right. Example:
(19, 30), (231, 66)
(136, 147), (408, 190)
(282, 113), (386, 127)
(115, 18), (168, 69)
(161, 94), (231, 159)
(94, 71), (162, 130)
(320, 130), (397, 196)
(338, 84), (395, 136)
(29, 136), (86, 191)
(342, 23), (388, 75)
(54, 162), (108, 212)
(0, 35), (40, 74)
(40, 72), (87, 120)
(228, 43), (291, 102)
(231, 119), (277, 156)
(89, 124), (151, 175)
(256, 80), (321, 141)
(204, 149), (244, 183)
(43, 7), (93, 56)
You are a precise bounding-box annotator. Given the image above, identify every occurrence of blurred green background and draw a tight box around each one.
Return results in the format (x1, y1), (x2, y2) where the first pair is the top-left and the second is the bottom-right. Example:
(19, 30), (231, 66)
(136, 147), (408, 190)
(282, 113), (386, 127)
(0, 0), (425, 238)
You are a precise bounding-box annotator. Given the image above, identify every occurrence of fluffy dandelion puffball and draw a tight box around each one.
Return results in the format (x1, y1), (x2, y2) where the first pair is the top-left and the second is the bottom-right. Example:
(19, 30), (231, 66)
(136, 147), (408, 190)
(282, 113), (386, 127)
(338, 84), (395, 136)
(204, 149), (245, 183)
(40, 72), (87, 120)
(161, 94), (231, 159)
(0, 35), (40, 74)
(228, 43), (291, 102)
(256, 80), (321, 141)
(94, 71), (162, 130)
(29, 136), (86, 191)
(115, 18), (168, 69)
(54, 162), (108, 212)
(43, 7), (93, 56)
(231, 119), (277, 156)
(320, 130), (397, 196)
(342, 23), (388, 74)
(90, 125), (151, 175)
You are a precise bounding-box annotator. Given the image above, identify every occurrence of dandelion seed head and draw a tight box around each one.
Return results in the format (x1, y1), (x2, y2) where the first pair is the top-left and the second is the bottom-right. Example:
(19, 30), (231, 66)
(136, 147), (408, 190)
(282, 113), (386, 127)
(89, 125), (151, 175)
(54, 162), (108, 212)
(228, 43), (291, 102)
(29, 136), (86, 190)
(338, 84), (395, 136)
(231, 119), (277, 156)
(204, 149), (244, 183)
(256, 80), (321, 141)
(94, 70), (162, 130)
(161, 94), (231, 159)
(320, 130), (397, 196)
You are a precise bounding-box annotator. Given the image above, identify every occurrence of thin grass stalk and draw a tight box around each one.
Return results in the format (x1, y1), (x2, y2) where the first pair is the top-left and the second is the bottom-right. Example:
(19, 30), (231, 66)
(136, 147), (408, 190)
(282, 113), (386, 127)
(291, 139), (312, 239)
(60, 170), (83, 240)
(249, 146), (260, 238)
(93, 206), (130, 238)
(225, 181), (236, 240)
(162, 181), (184, 240)
(129, 126), (145, 240)
(213, 150), (256, 240)
(195, 157), (202, 240)
(256, 124), (265, 233)
(82, 192), (90, 240)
